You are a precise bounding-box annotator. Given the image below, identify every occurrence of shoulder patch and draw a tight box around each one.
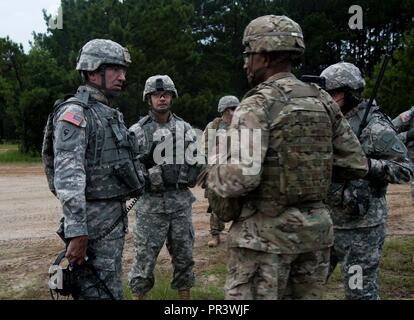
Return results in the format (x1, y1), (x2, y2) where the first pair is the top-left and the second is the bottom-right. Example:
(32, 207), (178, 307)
(62, 111), (84, 127)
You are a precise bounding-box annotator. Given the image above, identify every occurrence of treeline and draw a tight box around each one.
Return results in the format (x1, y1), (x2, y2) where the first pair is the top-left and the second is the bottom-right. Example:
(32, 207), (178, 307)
(0, 0), (413, 153)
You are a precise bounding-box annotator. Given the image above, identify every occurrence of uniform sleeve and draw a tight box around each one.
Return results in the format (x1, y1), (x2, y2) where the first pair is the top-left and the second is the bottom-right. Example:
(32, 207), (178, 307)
(207, 94), (269, 197)
(53, 104), (88, 238)
(321, 91), (369, 180)
(363, 115), (413, 184)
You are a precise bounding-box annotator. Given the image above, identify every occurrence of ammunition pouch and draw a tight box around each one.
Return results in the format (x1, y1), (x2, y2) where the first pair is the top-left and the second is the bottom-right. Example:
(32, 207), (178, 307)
(148, 165), (165, 193)
(114, 160), (145, 197)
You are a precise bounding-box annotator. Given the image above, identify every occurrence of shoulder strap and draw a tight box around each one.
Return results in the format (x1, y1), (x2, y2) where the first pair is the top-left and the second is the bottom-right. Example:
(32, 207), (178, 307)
(137, 115), (151, 127)
(172, 113), (184, 122)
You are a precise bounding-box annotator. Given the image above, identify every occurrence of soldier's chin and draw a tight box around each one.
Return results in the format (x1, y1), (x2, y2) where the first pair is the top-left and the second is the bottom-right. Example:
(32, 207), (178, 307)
(105, 89), (121, 99)
(155, 107), (170, 114)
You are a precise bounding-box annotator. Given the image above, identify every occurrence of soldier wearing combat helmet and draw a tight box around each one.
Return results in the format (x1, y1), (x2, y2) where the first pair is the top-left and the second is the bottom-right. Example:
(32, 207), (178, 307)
(128, 75), (202, 300)
(42, 39), (144, 299)
(202, 95), (240, 247)
(321, 62), (413, 300)
(205, 15), (368, 300)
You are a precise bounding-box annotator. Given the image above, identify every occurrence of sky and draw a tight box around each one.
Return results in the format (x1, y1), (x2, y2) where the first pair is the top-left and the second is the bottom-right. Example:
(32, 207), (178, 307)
(0, 0), (61, 52)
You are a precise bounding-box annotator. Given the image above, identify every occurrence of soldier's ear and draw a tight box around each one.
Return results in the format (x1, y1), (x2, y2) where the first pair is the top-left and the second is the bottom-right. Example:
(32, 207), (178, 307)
(87, 71), (100, 84)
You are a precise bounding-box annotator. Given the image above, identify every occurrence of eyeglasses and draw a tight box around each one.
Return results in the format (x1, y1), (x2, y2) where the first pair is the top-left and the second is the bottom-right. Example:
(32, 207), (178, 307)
(152, 91), (173, 98)
(242, 51), (258, 63)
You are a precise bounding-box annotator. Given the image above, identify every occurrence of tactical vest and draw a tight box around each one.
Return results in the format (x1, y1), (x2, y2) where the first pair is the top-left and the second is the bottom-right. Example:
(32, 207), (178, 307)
(245, 80), (333, 214)
(42, 92), (144, 201)
(138, 113), (198, 189)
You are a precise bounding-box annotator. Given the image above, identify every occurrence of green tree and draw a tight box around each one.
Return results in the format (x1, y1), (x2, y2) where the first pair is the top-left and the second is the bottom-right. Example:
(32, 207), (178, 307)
(365, 28), (414, 117)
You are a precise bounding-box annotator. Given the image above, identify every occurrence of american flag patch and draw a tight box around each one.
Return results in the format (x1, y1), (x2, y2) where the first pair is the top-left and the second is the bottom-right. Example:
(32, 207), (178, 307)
(62, 112), (83, 126)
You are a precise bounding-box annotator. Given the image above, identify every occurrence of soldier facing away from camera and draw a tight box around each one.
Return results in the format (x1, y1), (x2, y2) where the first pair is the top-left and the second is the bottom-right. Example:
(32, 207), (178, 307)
(321, 62), (413, 299)
(42, 39), (144, 299)
(205, 15), (368, 300)
(203, 95), (240, 247)
(128, 75), (202, 300)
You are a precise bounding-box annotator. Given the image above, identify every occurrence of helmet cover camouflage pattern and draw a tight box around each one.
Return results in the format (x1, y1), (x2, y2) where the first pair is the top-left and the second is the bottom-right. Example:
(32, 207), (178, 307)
(217, 95), (240, 113)
(320, 62), (366, 91)
(76, 39), (131, 71)
(243, 15), (305, 55)
(143, 75), (178, 102)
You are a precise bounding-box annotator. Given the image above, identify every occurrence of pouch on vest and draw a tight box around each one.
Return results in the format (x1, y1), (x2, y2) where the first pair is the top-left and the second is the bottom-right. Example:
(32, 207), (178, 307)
(113, 160), (144, 197)
(206, 188), (243, 222)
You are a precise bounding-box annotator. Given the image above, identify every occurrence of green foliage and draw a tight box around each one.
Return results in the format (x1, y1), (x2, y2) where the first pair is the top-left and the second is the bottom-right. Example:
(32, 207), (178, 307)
(365, 28), (414, 117)
(0, 144), (40, 162)
(123, 267), (225, 300)
(1, 0), (414, 153)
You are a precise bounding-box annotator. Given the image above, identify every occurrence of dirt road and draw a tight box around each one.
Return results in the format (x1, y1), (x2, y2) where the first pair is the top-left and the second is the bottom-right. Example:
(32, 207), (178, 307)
(0, 164), (413, 299)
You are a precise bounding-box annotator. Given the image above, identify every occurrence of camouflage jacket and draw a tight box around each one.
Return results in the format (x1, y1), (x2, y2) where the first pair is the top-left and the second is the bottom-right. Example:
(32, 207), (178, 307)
(53, 85), (128, 239)
(207, 72), (368, 254)
(327, 102), (413, 229)
(129, 111), (197, 214)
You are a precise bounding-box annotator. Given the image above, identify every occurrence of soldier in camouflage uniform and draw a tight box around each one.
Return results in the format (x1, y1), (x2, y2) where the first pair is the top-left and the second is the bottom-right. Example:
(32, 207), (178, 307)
(45, 39), (144, 299)
(203, 95), (240, 247)
(206, 15), (368, 300)
(321, 62), (413, 299)
(392, 107), (414, 205)
(128, 75), (201, 300)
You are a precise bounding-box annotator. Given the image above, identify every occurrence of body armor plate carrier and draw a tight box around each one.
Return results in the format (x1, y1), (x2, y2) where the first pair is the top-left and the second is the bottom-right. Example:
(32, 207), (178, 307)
(42, 92), (144, 201)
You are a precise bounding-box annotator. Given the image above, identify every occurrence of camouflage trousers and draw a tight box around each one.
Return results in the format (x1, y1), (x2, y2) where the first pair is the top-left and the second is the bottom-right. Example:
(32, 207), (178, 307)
(75, 223), (126, 300)
(328, 224), (386, 300)
(128, 206), (195, 295)
(210, 212), (225, 236)
(225, 247), (330, 300)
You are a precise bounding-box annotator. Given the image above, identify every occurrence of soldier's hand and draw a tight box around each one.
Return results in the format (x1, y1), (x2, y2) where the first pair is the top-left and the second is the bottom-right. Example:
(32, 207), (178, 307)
(65, 235), (88, 266)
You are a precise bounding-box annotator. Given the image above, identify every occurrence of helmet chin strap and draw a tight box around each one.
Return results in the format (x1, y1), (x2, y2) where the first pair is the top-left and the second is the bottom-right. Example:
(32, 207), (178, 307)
(96, 65), (122, 100)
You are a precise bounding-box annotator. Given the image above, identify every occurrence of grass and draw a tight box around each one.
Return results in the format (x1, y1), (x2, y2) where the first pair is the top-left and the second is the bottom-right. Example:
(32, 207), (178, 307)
(124, 236), (414, 300)
(0, 144), (41, 163)
(0, 235), (412, 300)
(325, 235), (414, 300)
(123, 262), (227, 300)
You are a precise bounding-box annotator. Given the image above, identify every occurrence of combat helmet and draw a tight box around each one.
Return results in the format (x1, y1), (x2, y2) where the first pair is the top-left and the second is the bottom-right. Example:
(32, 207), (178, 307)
(242, 15), (305, 55)
(320, 62), (366, 91)
(143, 75), (178, 102)
(217, 95), (240, 113)
(76, 39), (131, 72)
